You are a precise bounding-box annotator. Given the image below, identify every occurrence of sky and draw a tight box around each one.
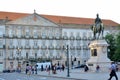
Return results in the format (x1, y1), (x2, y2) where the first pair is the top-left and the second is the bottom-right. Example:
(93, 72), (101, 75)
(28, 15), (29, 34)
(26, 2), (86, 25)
(0, 0), (120, 23)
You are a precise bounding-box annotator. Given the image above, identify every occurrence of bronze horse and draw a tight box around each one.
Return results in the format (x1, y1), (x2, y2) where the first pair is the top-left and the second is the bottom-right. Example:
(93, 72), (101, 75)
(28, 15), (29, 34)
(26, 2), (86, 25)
(91, 23), (104, 39)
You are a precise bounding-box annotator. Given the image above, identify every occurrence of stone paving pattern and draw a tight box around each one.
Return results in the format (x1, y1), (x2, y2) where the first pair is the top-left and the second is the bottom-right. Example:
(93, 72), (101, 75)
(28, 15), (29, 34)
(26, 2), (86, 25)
(34, 68), (120, 80)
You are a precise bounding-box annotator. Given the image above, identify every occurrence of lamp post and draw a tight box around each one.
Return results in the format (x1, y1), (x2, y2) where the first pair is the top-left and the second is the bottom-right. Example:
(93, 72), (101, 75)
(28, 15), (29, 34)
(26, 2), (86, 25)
(63, 45), (70, 77)
(71, 55), (73, 69)
(17, 47), (21, 72)
(35, 53), (38, 74)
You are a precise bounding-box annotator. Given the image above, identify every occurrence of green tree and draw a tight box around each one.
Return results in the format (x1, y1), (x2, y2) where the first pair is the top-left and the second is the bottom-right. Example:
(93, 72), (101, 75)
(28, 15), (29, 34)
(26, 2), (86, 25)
(105, 33), (116, 60)
(113, 32), (120, 61)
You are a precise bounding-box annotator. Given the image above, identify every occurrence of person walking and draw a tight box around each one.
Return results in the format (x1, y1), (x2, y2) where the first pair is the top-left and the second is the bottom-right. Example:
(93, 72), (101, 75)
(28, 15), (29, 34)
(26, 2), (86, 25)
(108, 62), (118, 80)
(96, 65), (100, 72)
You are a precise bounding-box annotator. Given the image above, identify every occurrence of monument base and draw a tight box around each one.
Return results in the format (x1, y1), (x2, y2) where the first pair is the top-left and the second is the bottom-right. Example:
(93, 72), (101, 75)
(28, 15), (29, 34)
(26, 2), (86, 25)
(87, 40), (111, 72)
(87, 61), (111, 72)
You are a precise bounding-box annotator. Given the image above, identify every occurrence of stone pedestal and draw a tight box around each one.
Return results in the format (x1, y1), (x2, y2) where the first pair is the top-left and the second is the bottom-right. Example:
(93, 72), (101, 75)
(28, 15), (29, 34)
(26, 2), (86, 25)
(87, 40), (111, 72)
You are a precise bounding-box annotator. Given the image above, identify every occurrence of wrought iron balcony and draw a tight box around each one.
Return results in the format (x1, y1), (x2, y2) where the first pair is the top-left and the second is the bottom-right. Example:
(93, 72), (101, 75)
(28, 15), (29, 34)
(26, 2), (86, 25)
(76, 36), (81, 40)
(24, 46), (31, 49)
(33, 36), (39, 39)
(16, 57), (23, 60)
(16, 46), (23, 49)
(55, 36), (61, 40)
(17, 35), (22, 38)
(48, 46), (54, 50)
(41, 45), (47, 50)
(8, 46), (15, 49)
(9, 35), (13, 38)
(83, 45), (88, 50)
(55, 46), (61, 50)
(69, 36), (75, 40)
(41, 35), (47, 39)
(70, 46), (75, 50)
(33, 46), (39, 49)
(7, 57), (15, 60)
(25, 36), (30, 38)
(48, 36), (54, 40)
(63, 36), (68, 40)
(76, 46), (81, 50)
(82, 36), (87, 40)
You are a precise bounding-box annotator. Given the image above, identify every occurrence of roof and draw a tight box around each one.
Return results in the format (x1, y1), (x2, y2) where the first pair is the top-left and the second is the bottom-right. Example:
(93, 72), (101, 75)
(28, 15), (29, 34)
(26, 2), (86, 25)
(0, 11), (119, 26)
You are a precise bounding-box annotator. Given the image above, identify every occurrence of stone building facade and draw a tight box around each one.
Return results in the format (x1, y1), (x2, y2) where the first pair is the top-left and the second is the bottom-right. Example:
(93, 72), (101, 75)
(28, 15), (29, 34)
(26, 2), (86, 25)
(0, 11), (119, 71)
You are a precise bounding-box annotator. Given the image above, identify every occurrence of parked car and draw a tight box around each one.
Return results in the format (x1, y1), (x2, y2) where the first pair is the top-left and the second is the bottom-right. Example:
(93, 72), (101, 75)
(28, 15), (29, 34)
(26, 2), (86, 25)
(74, 64), (86, 69)
(3, 69), (15, 73)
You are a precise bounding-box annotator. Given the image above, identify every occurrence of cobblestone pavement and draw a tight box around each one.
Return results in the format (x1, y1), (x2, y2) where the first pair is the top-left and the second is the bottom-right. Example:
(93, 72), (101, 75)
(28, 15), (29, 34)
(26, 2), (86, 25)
(0, 68), (120, 80)
(36, 68), (120, 80)
(0, 73), (82, 80)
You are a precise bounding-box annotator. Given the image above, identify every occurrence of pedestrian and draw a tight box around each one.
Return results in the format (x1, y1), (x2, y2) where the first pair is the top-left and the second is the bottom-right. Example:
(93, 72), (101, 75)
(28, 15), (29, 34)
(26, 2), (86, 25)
(26, 65), (29, 74)
(47, 65), (51, 75)
(32, 66), (34, 74)
(41, 64), (43, 71)
(108, 62), (118, 80)
(96, 65), (100, 72)
(45, 65), (48, 72)
(62, 64), (65, 71)
(84, 65), (89, 72)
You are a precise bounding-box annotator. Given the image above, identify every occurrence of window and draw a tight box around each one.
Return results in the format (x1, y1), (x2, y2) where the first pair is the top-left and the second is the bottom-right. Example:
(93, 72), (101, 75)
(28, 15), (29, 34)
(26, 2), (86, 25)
(34, 32), (37, 37)
(10, 39), (13, 45)
(17, 27), (22, 37)
(26, 29), (29, 36)
(0, 50), (3, 57)
(26, 53), (28, 59)
(0, 39), (3, 47)
(25, 40), (29, 46)
(10, 50), (13, 58)
(17, 39), (21, 47)
(34, 40), (38, 46)
(9, 29), (13, 37)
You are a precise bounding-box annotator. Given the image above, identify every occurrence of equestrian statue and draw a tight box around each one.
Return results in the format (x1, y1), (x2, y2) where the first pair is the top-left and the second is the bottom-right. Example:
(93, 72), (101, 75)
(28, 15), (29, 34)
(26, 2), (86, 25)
(91, 14), (104, 40)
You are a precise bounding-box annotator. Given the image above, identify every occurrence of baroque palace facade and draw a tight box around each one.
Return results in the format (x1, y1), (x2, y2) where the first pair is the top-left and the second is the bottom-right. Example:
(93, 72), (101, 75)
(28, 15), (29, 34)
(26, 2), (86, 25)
(0, 11), (119, 71)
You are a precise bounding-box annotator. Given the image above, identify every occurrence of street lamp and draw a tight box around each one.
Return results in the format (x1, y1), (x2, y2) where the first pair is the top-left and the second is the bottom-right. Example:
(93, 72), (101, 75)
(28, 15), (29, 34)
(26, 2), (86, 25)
(17, 47), (21, 72)
(35, 52), (38, 74)
(63, 45), (70, 77)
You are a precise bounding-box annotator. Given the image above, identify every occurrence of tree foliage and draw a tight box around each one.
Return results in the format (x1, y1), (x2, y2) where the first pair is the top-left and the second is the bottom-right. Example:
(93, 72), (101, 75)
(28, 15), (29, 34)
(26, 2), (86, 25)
(105, 33), (116, 60)
(113, 32), (120, 61)
(105, 32), (120, 61)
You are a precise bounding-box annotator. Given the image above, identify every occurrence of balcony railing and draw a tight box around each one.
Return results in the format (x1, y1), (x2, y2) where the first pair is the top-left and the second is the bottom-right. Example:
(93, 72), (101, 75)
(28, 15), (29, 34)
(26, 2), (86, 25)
(48, 46), (54, 50)
(82, 36), (87, 40)
(70, 46), (75, 50)
(7, 57), (15, 60)
(69, 36), (75, 40)
(48, 36), (54, 40)
(76, 46), (81, 50)
(16, 57), (23, 60)
(8, 46), (15, 49)
(24, 46), (31, 49)
(25, 36), (30, 38)
(55, 46), (61, 50)
(41, 35), (47, 39)
(33, 46), (39, 49)
(76, 36), (81, 40)
(83, 45), (89, 50)
(16, 46), (23, 49)
(55, 36), (61, 40)
(41, 46), (47, 50)
(63, 36), (68, 40)
(33, 36), (39, 39)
